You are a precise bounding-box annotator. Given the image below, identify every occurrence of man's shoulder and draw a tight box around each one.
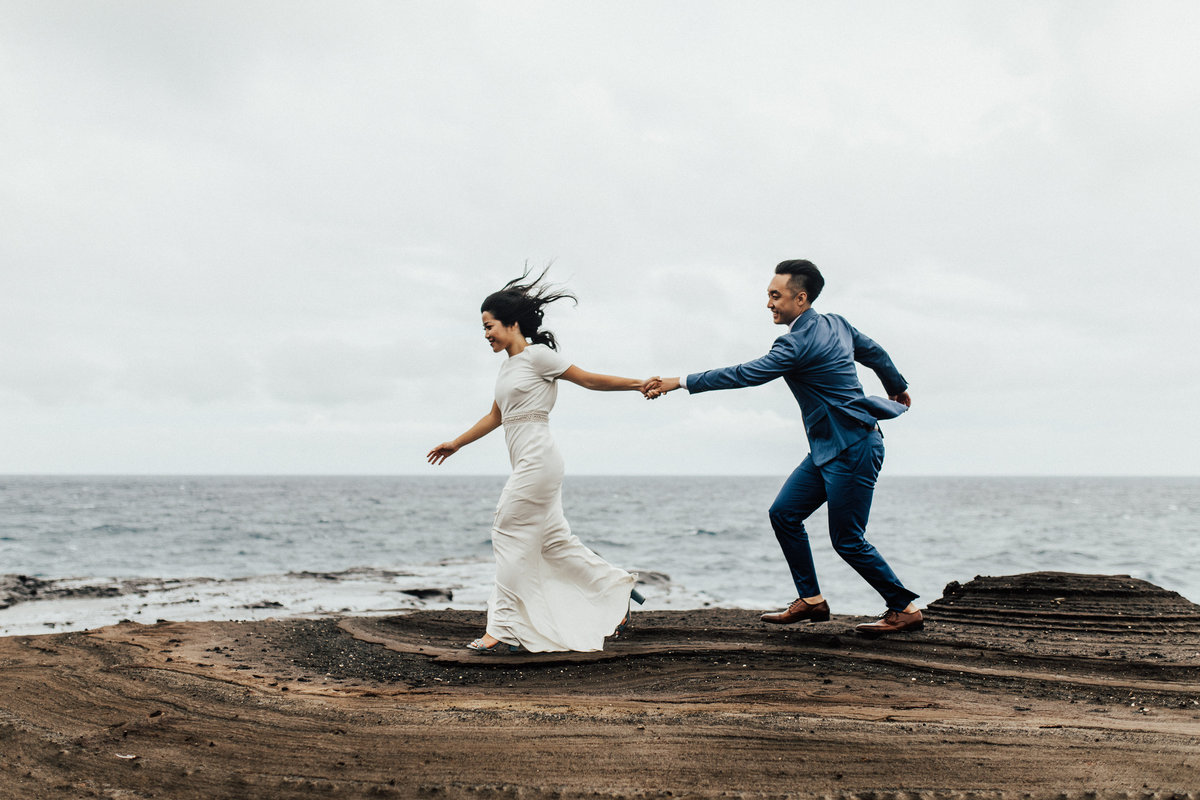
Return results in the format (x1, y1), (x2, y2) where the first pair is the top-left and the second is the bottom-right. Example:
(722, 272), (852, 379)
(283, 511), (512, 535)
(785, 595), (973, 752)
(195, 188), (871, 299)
(807, 312), (861, 340)
(768, 324), (813, 362)
(785, 309), (849, 337)
(819, 311), (853, 328)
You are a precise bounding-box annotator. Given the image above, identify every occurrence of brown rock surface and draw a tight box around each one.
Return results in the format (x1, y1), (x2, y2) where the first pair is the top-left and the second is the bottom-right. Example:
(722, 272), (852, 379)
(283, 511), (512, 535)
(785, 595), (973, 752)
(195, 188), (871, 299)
(1, 572), (1198, 799)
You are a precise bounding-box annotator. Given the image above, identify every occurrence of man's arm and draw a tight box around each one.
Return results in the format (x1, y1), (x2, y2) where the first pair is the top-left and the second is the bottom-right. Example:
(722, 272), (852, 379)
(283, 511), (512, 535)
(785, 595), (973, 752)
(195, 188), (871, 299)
(849, 326), (907, 398)
(685, 336), (802, 394)
(643, 336), (800, 398)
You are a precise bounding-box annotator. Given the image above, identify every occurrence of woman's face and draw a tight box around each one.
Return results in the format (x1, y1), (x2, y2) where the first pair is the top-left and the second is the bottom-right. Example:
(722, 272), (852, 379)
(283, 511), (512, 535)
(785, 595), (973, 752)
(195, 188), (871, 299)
(482, 311), (521, 353)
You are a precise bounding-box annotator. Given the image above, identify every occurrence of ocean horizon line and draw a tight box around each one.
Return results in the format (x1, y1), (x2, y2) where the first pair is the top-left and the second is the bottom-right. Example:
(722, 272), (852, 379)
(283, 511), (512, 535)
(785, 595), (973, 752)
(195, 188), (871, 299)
(2, 472), (1198, 480)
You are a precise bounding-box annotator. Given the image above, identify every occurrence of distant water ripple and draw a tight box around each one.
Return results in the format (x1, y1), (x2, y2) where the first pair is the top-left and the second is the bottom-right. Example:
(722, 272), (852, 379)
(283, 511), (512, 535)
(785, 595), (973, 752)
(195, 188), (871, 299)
(1, 475), (1197, 616)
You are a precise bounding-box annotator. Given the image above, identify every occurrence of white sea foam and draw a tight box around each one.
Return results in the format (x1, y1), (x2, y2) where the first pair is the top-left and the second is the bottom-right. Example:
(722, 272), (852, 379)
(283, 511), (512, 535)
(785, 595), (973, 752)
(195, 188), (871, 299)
(3, 475), (1198, 631)
(0, 564), (717, 637)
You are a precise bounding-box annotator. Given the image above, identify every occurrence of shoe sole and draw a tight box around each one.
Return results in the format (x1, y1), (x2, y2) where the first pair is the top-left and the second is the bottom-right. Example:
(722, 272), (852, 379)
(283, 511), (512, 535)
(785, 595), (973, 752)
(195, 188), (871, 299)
(760, 612), (831, 625)
(466, 643), (525, 654)
(855, 622), (923, 638)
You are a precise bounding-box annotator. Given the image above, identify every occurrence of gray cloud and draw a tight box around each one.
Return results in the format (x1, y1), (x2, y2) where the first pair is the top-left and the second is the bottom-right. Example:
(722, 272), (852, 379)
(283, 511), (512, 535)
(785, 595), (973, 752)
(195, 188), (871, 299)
(2, 1), (1197, 474)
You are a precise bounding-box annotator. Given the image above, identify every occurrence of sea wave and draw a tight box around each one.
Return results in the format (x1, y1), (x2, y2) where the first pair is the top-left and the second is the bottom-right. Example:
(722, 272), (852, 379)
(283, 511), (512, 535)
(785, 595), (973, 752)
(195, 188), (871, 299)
(0, 565), (706, 638)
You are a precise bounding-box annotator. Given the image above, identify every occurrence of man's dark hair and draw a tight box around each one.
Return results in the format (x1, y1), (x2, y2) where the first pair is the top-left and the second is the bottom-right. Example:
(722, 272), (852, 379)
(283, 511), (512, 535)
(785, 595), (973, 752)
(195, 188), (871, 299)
(775, 259), (824, 303)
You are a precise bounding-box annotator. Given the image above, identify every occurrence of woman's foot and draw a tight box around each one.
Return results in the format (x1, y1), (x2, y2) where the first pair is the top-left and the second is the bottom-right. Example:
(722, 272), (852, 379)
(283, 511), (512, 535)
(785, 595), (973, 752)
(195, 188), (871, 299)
(466, 634), (523, 653)
(612, 587), (646, 637)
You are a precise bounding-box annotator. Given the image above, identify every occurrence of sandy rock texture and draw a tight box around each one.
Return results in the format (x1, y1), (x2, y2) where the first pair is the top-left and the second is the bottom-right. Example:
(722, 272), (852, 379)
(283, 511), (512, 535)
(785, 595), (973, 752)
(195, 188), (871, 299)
(1, 572), (1198, 799)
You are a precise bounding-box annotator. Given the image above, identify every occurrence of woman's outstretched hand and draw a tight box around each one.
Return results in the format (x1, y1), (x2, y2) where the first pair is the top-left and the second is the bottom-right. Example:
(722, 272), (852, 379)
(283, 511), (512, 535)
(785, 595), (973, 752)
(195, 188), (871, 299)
(427, 441), (459, 465)
(641, 376), (680, 399)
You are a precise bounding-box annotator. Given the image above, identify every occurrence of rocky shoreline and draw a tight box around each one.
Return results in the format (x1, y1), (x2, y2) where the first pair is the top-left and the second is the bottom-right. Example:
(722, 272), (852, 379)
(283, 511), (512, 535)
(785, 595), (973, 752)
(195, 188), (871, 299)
(1, 572), (1198, 799)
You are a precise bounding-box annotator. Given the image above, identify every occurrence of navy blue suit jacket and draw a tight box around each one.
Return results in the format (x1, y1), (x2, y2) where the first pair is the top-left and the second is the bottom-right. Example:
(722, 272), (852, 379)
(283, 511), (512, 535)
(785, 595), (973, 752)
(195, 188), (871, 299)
(686, 309), (909, 467)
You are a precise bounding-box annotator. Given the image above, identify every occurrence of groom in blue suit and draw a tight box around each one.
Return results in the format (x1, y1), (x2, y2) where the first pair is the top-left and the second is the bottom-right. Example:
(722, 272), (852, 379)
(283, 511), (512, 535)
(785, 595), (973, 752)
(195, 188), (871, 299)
(649, 260), (923, 636)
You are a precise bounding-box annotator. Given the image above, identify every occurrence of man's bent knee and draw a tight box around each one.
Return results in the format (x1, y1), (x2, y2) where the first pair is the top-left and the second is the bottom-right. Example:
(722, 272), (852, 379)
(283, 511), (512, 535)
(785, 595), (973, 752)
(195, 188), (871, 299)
(831, 535), (874, 559)
(769, 506), (808, 539)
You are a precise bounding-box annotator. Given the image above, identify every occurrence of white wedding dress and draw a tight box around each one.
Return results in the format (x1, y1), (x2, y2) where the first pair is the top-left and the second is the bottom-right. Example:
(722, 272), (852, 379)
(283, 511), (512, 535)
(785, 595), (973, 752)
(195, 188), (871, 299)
(487, 344), (636, 652)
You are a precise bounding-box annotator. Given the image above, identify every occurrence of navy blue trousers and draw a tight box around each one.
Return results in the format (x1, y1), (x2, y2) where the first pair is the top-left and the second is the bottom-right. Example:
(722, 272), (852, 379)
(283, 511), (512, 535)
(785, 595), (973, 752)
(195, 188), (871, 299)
(768, 430), (918, 611)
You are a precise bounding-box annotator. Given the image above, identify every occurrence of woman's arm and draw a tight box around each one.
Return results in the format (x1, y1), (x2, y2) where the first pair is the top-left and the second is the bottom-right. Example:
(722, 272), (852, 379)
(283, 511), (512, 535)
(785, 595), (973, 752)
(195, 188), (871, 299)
(558, 365), (647, 392)
(427, 402), (502, 465)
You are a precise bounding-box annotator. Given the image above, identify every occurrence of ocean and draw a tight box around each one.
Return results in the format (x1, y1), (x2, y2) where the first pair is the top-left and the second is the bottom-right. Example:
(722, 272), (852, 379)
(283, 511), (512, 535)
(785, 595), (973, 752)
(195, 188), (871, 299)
(2, 475), (1197, 637)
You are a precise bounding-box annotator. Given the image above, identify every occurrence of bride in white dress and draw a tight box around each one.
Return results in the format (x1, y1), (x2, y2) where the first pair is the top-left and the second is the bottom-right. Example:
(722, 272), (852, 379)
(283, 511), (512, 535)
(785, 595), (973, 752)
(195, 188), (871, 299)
(427, 270), (656, 653)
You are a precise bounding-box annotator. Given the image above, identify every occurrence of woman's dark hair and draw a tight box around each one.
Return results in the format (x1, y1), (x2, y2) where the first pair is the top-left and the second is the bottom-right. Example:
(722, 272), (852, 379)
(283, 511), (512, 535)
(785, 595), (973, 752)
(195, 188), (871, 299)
(480, 265), (577, 351)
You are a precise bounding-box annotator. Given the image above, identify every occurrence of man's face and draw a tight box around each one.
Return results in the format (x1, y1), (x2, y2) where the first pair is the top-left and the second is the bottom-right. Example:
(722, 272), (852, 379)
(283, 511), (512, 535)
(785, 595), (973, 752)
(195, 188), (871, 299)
(766, 274), (806, 326)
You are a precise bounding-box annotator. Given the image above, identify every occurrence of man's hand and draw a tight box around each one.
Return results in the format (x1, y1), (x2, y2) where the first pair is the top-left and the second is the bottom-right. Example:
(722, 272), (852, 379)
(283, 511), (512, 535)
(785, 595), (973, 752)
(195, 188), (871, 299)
(643, 376), (681, 399)
(889, 391), (912, 408)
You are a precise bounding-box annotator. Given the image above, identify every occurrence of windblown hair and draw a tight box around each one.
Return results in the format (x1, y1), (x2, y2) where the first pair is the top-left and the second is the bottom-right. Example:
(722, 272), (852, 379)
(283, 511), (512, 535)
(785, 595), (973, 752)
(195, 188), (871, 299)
(775, 259), (824, 303)
(480, 265), (577, 351)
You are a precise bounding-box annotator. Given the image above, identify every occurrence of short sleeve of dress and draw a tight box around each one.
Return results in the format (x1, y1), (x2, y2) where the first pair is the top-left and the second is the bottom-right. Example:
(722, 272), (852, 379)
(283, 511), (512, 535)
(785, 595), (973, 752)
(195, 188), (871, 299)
(527, 344), (572, 381)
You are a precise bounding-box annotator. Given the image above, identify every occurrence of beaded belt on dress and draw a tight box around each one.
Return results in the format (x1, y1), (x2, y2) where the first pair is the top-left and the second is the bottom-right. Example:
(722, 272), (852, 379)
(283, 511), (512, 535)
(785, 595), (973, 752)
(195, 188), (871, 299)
(502, 410), (549, 427)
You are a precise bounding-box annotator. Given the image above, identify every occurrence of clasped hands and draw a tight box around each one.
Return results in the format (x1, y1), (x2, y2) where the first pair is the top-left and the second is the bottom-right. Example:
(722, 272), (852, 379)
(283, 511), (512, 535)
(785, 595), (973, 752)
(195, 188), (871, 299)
(639, 376), (681, 399)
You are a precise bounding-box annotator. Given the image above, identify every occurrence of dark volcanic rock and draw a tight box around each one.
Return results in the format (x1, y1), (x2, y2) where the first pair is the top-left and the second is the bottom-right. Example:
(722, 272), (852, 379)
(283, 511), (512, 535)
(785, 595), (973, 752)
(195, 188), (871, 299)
(928, 571), (1200, 631)
(0, 574), (52, 609)
(399, 588), (453, 601)
(922, 572), (1200, 683)
(2, 574), (196, 611)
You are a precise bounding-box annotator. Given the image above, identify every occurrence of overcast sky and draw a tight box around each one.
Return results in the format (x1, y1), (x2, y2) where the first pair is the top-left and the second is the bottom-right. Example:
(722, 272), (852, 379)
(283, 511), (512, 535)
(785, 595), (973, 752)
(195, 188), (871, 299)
(2, 1), (1198, 476)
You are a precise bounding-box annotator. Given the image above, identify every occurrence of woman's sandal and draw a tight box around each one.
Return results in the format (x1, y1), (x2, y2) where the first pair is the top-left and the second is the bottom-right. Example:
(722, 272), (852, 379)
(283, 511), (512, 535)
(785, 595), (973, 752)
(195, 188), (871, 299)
(613, 587), (647, 637)
(466, 637), (524, 654)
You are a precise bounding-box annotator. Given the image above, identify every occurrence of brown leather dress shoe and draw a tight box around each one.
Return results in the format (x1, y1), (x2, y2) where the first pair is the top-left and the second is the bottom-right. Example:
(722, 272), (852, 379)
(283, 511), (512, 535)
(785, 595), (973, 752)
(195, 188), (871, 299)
(855, 608), (924, 637)
(760, 597), (831, 625)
